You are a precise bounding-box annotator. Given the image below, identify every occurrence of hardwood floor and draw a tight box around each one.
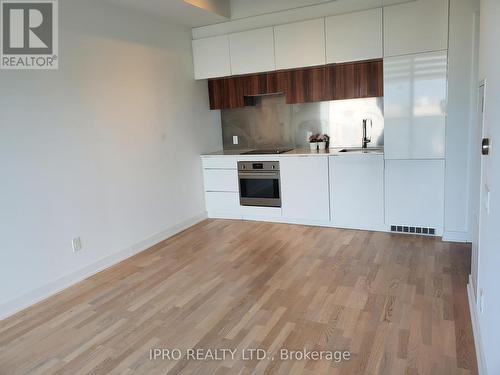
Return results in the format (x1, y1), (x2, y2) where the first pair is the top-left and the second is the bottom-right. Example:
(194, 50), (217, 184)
(0, 220), (477, 375)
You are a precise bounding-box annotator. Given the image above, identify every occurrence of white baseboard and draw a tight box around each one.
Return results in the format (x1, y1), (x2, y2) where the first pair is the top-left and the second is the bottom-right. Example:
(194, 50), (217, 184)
(0, 213), (207, 321)
(442, 230), (472, 243)
(467, 276), (487, 374)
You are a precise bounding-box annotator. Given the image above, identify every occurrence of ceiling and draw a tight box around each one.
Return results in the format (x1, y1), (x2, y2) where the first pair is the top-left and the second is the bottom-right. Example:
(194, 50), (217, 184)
(107, 0), (414, 28)
(106, 0), (231, 27)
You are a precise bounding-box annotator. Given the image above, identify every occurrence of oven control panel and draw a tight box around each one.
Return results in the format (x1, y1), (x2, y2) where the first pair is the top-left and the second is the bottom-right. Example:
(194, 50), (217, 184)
(238, 161), (280, 171)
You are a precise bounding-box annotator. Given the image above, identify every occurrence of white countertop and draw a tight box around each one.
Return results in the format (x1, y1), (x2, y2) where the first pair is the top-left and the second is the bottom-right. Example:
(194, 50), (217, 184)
(201, 147), (384, 157)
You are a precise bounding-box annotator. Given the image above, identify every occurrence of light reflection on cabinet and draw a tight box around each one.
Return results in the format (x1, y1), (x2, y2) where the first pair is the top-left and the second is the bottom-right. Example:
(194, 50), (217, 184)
(384, 50), (448, 160)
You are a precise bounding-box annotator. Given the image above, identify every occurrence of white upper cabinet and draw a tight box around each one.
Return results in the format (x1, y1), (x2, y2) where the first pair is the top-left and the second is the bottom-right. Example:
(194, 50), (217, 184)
(325, 8), (382, 64)
(274, 18), (326, 70)
(384, 0), (449, 56)
(385, 160), (445, 230)
(229, 27), (276, 75)
(192, 35), (231, 79)
(281, 156), (330, 222)
(384, 51), (448, 160)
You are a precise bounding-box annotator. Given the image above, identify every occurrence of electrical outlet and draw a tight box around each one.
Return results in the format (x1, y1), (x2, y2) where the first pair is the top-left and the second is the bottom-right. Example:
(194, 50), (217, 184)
(479, 289), (485, 314)
(72, 237), (82, 252)
(233, 136), (239, 145)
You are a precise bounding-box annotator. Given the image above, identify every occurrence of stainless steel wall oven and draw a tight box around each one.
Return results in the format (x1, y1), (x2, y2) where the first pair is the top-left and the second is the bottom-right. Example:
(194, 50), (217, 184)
(238, 161), (281, 207)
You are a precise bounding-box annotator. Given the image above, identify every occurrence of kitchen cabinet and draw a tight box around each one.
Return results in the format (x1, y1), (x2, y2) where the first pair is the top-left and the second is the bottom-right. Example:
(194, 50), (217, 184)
(209, 74), (276, 110)
(274, 18), (326, 70)
(202, 157), (240, 219)
(192, 35), (231, 80)
(203, 169), (238, 192)
(208, 59), (383, 109)
(278, 66), (326, 104)
(192, 35), (231, 79)
(385, 160), (445, 230)
(229, 27), (276, 75)
(384, 51), (447, 159)
(325, 8), (383, 64)
(384, 0), (448, 56)
(208, 76), (246, 110)
(243, 72), (280, 97)
(330, 154), (385, 229)
(205, 192), (241, 219)
(280, 156), (330, 222)
(325, 59), (383, 100)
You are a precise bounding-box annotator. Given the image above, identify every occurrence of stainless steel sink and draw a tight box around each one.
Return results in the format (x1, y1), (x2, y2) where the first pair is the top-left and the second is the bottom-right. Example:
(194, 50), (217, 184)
(338, 147), (383, 154)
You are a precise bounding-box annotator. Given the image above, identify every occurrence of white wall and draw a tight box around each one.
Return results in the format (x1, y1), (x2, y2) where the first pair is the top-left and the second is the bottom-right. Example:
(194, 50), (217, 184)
(474, 0), (500, 373)
(443, 0), (480, 241)
(0, 0), (222, 318)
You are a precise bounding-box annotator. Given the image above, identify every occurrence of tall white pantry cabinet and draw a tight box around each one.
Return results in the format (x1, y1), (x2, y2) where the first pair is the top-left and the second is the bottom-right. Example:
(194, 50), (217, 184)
(383, 0), (449, 233)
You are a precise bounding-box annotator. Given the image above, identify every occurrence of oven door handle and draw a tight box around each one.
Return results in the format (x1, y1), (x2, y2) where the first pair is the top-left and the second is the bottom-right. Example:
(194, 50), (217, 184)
(239, 172), (280, 179)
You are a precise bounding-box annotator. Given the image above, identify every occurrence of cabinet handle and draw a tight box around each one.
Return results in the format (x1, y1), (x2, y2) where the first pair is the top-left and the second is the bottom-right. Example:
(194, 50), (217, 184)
(482, 138), (491, 155)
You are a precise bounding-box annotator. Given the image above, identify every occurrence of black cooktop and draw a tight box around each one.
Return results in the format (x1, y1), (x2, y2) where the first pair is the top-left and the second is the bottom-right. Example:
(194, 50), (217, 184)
(241, 148), (293, 155)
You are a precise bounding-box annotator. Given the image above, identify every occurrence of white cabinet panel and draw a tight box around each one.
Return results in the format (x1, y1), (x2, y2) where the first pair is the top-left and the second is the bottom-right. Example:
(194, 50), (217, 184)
(205, 192), (241, 219)
(192, 35), (231, 79)
(384, 0), (448, 56)
(229, 27), (275, 75)
(384, 51), (448, 160)
(385, 160), (444, 229)
(330, 155), (385, 229)
(274, 18), (326, 70)
(281, 156), (330, 222)
(201, 157), (237, 169)
(203, 169), (238, 192)
(325, 8), (382, 64)
(241, 206), (282, 221)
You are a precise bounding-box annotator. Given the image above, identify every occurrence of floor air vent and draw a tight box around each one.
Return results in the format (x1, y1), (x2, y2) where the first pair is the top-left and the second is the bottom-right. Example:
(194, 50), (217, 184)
(390, 225), (436, 236)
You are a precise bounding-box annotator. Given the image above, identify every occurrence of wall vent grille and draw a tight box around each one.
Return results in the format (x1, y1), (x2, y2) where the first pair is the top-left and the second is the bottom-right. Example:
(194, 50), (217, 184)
(390, 225), (436, 236)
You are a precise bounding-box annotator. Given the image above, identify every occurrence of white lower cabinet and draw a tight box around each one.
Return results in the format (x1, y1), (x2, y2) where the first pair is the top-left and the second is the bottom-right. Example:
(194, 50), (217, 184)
(280, 156), (330, 222)
(203, 169), (238, 192)
(202, 156), (240, 219)
(330, 155), (385, 230)
(385, 160), (445, 230)
(205, 192), (241, 219)
(201, 155), (443, 234)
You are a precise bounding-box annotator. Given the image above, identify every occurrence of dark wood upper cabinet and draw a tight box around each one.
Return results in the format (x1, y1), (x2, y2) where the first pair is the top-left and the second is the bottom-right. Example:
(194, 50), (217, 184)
(327, 59), (383, 100)
(208, 59), (383, 110)
(278, 66), (326, 104)
(243, 72), (280, 96)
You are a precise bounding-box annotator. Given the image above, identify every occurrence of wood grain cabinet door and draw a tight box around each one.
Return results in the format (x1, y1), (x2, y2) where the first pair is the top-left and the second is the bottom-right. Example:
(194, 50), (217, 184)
(208, 59), (383, 109)
(327, 59), (383, 101)
(243, 72), (280, 97)
(208, 77), (245, 110)
(279, 66), (326, 104)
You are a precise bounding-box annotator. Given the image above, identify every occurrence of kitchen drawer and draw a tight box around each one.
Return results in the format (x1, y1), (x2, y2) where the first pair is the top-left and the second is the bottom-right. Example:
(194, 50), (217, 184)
(205, 192), (241, 219)
(204, 169), (238, 192)
(241, 206), (282, 221)
(201, 157), (237, 169)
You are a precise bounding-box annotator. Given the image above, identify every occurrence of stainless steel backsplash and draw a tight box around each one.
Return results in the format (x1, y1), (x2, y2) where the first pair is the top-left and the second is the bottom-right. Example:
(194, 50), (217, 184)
(221, 95), (384, 150)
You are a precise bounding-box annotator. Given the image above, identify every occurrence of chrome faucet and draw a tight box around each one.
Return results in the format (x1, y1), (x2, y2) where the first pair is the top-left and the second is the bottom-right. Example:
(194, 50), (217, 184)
(362, 119), (372, 149)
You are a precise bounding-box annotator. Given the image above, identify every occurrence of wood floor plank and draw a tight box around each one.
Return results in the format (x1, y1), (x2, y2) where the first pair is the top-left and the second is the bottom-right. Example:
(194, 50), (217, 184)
(0, 220), (477, 375)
